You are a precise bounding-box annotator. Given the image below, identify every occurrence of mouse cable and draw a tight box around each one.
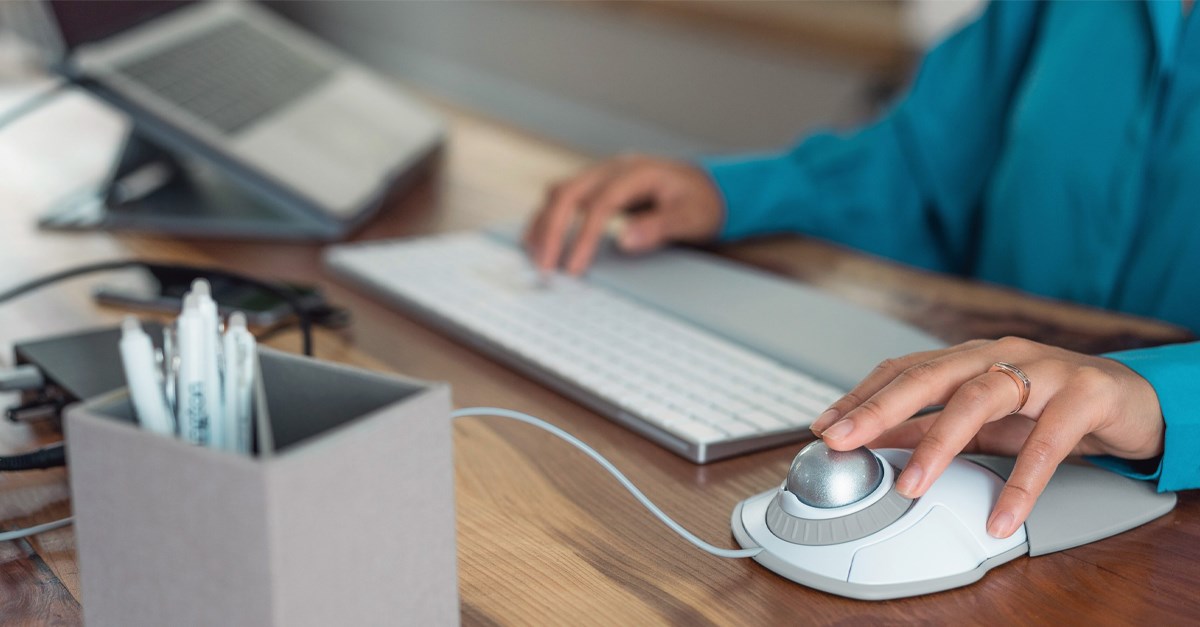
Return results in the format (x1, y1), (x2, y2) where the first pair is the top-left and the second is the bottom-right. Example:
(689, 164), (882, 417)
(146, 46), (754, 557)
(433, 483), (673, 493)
(451, 407), (764, 560)
(0, 259), (315, 355)
(0, 516), (73, 543)
(0, 408), (769, 551)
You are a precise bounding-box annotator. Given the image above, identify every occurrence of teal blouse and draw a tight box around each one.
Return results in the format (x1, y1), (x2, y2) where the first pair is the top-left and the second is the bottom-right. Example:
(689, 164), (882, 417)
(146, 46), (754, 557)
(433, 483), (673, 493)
(701, 1), (1199, 491)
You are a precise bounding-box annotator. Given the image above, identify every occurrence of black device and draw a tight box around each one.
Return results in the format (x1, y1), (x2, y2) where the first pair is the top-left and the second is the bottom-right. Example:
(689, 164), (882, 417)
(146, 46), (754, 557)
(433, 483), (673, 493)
(94, 266), (326, 327)
(14, 324), (157, 414)
(0, 260), (323, 476)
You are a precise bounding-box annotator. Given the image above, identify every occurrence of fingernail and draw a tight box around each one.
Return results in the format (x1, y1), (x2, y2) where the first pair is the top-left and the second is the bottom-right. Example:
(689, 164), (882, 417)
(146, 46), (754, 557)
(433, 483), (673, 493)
(988, 511), (1016, 538)
(896, 462), (923, 497)
(821, 418), (854, 441)
(811, 409), (840, 435)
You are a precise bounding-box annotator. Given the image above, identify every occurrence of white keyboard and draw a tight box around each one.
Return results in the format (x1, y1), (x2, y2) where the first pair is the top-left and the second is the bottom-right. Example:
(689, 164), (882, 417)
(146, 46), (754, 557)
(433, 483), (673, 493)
(326, 232), (845, 463)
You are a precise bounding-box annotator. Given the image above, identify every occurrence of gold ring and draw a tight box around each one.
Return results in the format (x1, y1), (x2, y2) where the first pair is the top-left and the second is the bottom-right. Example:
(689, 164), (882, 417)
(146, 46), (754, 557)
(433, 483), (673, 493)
(988, 362), (1031, 414)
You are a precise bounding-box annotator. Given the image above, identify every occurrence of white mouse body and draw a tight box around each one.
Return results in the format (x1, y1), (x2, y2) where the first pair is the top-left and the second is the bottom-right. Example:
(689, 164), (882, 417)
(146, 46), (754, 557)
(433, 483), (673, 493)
(733, 444), (1176, 600)
(733, 449), (1026, 600)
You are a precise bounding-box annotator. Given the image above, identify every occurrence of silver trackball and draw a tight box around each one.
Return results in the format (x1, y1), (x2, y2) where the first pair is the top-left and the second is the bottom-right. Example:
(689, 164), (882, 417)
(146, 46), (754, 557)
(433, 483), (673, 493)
(786, 440), (883, 508)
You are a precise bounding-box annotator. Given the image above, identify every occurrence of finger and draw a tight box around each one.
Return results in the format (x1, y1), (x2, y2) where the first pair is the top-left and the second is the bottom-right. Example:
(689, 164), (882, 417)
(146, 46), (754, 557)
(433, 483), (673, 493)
(617, 211), (669, 253)
(969, 414), (1039, 456)
(986, 384), (1101, 538)
(522, 206), (550, 257)
(565, 168), (660, 275)
(810, 341), (987, 435)
(536, 169), (607, 270)
(819, 342), (1008, 449)
(895, 363), (1061, 498)
(869, 410), (1044, 458)
(533, 167), (611, 271)
(866, 412), (939, 449)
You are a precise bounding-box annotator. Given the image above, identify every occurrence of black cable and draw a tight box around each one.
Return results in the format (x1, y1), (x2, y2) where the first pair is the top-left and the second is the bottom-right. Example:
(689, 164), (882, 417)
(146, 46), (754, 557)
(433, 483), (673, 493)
(0, 443), (65, 472)
(0, 259), (140, 303)
(249, 300), (351, 345)
(0, 259), (315, 355)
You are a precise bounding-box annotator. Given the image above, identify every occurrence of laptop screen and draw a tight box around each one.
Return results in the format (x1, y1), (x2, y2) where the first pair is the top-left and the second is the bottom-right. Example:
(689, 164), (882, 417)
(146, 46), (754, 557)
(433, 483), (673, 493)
(47, 0), (193, 50)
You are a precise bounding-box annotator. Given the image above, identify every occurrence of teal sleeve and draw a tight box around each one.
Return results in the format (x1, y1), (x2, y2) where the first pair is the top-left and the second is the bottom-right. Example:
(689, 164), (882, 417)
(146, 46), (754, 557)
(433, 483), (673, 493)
(1095, 342), (1200, 492)
(699, 1), (1043, 274)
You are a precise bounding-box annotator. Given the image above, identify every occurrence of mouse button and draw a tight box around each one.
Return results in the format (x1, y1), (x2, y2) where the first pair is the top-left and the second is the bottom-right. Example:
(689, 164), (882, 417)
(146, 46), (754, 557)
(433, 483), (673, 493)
(917, 456), (1007, 528)
(875, 448), (912, 468)
(847, 505), (986, 586)
(1024, 460), (1177, 556)
(961, 454), (1016, 480)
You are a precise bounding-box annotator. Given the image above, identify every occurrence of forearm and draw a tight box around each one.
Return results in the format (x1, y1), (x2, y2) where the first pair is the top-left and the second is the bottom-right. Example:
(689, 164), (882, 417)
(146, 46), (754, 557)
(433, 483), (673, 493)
(700, 119), (957, 273)
(698, 1), (1044, 275)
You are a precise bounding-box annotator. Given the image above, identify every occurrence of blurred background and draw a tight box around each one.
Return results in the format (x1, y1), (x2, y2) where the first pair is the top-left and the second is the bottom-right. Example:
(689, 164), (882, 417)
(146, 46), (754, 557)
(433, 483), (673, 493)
(2, 0), (981, 159)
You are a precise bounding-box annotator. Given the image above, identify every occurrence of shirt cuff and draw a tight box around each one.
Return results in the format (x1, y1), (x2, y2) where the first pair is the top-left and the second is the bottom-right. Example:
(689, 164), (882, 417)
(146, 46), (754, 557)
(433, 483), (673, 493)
(1084, 454), (1162, 482)
(1104, 341), (1200, 492)
(697, 152), (811, 242)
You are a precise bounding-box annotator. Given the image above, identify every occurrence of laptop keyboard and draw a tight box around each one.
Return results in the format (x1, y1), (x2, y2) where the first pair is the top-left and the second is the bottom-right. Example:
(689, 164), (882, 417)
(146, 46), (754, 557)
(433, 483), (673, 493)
(326, 232), (846, 463)
(117, 21), (334, 134)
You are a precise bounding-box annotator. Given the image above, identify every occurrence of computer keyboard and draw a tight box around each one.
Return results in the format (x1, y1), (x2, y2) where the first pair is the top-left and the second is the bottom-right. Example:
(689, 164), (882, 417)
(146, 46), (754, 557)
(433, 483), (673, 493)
(326, 232), (845, 463)
(118, 21), (334, 134)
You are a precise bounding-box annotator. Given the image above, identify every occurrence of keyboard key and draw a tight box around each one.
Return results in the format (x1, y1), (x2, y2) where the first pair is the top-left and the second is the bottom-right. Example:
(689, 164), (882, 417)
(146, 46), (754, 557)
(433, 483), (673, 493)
(759, 399), (814, 426)
(737, 410), (790, 431)
(720, 419), (761, 439)
(671, 419), (727, 444)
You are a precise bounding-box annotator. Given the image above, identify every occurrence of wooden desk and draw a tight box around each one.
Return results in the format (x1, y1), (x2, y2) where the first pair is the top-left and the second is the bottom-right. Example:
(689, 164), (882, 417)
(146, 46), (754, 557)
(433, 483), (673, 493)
(0, 88), (1197, 625)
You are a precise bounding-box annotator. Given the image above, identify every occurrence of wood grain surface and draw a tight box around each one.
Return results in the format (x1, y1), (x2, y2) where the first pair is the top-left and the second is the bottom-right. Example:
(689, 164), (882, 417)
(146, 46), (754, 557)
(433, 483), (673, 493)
(0, 86), (1196, 625)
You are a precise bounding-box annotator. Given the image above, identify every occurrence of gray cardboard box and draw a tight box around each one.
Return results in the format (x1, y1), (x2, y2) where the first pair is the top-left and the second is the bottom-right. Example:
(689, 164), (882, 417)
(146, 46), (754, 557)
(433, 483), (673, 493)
(65, 348), (459, 626)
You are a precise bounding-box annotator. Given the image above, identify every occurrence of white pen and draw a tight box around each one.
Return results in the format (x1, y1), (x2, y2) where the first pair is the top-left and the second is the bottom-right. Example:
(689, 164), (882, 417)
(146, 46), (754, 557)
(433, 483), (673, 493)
(118, 317), (176, 436)
(190, 279), (225, 449)
(176, 291), (213, 445)
(222, 312), (256, 454)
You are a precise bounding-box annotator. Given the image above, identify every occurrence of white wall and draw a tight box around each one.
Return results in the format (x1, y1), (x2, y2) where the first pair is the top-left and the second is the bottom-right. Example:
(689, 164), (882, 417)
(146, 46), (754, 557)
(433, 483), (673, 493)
(1, 0), (984, 157)
(270, 1), (886, 158)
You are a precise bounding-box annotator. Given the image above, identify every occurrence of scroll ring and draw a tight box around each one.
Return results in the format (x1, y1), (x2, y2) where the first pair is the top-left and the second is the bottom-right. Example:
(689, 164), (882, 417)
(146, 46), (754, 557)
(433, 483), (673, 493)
(988, 362), (1031, 414)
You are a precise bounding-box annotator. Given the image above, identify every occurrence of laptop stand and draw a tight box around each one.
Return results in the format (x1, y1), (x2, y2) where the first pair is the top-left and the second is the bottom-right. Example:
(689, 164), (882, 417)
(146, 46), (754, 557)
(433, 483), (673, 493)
(39, 124), (344, 240)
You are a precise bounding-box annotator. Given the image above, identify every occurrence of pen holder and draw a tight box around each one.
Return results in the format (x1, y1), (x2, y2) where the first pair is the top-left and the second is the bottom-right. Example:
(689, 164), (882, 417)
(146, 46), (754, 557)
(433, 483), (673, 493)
(65, 348), (459, 627)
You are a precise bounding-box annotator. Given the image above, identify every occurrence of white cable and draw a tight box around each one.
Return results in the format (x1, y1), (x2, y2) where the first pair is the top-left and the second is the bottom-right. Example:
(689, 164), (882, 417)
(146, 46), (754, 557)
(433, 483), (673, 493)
(0, 516), (73, 542)
(0, 408), (763, 558)
(451, 407), (763, 559)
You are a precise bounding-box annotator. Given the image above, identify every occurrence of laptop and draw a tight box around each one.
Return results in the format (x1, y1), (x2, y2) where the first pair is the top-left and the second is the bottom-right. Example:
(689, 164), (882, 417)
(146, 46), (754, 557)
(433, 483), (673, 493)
(10, 0), (444, 239)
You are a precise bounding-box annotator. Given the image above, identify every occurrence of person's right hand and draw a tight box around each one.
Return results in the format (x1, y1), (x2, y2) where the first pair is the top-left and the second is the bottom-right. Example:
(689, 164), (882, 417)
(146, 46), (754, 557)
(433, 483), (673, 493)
(523, 155), (725, 275)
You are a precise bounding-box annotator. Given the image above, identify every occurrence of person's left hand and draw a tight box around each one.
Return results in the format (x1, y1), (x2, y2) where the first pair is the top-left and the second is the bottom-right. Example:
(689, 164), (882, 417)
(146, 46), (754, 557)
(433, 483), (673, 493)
(808, 337), (1164, 539)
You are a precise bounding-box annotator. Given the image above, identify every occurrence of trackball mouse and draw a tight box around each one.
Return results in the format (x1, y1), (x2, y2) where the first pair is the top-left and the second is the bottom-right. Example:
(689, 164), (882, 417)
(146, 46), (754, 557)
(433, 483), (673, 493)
(731, 440), (1176, 600)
